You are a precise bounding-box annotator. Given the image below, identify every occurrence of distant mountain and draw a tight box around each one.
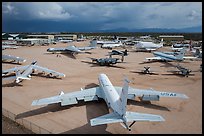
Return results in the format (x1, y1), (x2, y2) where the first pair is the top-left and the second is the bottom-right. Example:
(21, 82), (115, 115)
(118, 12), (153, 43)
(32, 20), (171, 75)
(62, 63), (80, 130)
(100, 26), (202, 33)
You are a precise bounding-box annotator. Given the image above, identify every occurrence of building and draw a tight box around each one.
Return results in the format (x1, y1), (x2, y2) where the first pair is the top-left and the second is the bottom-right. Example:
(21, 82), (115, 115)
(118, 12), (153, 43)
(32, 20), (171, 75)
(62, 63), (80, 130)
(17, 38), (49, 46)
(26, 35), (54, 43)
(158, 35), (184, 41)
(54, 34), (77, 41)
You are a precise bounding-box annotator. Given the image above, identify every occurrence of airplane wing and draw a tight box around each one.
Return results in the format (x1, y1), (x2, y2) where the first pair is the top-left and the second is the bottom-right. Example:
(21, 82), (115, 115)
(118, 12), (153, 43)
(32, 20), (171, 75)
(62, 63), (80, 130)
(32, 87), (104, 106)
(114, 86), (188, 101)
(2, 65), (29, 76)
(31, 65), (65, 78)
(2, 54), (26, 63)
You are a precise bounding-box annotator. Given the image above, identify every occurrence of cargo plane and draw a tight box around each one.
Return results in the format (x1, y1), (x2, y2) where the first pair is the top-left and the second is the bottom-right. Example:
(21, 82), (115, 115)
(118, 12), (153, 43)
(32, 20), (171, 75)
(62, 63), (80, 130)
(32, 73), (188, 131)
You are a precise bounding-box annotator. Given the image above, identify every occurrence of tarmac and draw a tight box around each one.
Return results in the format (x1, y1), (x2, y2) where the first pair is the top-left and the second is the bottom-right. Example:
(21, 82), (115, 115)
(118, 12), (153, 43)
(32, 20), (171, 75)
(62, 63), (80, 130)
(2, 40), (202, 134)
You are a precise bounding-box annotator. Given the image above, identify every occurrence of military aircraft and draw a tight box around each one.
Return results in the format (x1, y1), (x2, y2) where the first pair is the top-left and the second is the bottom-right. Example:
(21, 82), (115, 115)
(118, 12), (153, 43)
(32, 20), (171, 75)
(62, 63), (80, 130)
(2, 45), (19, 50)
(88, 57), (120, 66)
(2, 61), (65, 83)
(101, 41), (123, 49)
(2, 54), (26, 64)
(130, 66), (159, 75)
(32, 73), (188, 131)
(134, 39), (163, 52)
(163, 64), (194, 77)
(47, 40), (97, 56)
(145, 48), (185, 62)
(107, 49), (128, 62)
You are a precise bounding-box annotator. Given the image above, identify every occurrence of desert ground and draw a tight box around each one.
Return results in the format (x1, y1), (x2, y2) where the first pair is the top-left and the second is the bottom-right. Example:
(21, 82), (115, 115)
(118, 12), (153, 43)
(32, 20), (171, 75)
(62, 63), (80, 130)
(2, 40), (202, 134)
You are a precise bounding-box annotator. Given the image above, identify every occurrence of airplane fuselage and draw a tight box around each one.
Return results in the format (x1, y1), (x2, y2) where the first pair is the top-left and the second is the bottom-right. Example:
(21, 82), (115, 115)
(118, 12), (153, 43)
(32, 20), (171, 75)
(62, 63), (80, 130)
(98, 74), (122, 116)
(153, 52), (183, 61)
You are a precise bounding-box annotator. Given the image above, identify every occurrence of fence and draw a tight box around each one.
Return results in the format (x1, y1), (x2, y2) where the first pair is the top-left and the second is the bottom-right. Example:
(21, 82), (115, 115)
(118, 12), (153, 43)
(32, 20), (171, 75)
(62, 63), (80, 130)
(2, 108), (52, 134)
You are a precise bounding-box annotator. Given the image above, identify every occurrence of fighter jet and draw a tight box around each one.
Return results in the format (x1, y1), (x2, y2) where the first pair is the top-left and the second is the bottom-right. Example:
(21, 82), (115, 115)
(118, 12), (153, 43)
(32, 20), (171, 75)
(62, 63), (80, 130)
(107, 49), (128, 62)
(163, 64), (194, 77)
(32, 73), (188, 131)
(130, 66), (159, 75)
(2, 54), (26, 64)
(2, 61), (65, 83)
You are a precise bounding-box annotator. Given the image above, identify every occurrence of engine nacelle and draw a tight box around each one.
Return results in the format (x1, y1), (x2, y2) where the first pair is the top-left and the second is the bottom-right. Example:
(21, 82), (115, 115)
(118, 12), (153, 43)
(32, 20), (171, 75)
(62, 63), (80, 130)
(140, 95), (160, 101)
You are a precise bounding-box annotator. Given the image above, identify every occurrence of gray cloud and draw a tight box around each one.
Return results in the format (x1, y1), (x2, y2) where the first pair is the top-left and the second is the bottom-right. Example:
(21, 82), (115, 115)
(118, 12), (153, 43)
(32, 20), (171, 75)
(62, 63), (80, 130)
(2, 2), (202, 30)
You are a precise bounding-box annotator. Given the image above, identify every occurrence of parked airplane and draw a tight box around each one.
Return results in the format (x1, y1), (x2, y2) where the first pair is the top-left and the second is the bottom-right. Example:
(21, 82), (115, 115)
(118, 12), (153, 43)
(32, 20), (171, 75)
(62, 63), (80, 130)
(2, 45), (19, 50)
(101, 41), (123, 49)
(2, 54), (26, 64)
(89, 57), (120, 66)
(76, 40), (97, 51)
(58, 39), (73, 43)
(163, 64), (194, 77)
(135, 39), (163, 52)
(47, 40), (97, 55)
(2, 61), (65, 83)
(32, 73), (188, 131)
(130, 66), (159, 75)
(162, 49), (202, 60)
(145, 48), (185, 62)
(107, 49), (128, 62)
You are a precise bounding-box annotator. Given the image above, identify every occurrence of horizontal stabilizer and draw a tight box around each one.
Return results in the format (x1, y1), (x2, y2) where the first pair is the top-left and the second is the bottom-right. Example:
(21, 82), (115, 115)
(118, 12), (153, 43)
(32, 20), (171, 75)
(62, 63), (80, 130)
(125, 111), (165, 122)
(90, 112), (123, 126)
(32, 95), (61, 106)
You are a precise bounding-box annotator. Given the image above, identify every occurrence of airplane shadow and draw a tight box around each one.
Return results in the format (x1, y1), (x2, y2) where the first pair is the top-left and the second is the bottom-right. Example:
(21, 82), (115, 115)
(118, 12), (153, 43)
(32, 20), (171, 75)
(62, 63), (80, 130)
(43, 52), (76, 59)
(31, 73), (64, 79)
(2, 82), (23, 87)
(127, 99), (170, 111)
(161, 73), (195, 77)
(2, 61), (22, 65)
(15, 83), (111, 134)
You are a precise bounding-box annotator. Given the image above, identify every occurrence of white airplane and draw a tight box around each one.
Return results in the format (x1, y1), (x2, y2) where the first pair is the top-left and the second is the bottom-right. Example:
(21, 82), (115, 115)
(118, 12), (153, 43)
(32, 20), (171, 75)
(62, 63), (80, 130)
(31, 73), (188, 131)
(101, 41), (123, 49)
(58, 39), (73, 43)
(2, 54), (26, 64)
(2, 61), (65, 83)
(2, 45), (19, 50)
(135, 39), (163, 52)
(146, 48), (185, 62)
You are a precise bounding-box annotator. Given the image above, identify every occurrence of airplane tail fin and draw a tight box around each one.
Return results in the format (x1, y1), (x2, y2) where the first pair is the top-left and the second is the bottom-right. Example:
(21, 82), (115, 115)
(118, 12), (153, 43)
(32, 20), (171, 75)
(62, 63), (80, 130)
(175, 48), (185, 60)
(118, 77), (130, 116)
(90, 40), (97, 47)
(159, 38), (164, 47)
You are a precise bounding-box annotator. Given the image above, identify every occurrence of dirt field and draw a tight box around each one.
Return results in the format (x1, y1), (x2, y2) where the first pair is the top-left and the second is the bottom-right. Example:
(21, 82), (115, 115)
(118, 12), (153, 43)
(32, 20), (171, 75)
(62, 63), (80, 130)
(2, 40), (202, 134)
(2, 115), (34, 134)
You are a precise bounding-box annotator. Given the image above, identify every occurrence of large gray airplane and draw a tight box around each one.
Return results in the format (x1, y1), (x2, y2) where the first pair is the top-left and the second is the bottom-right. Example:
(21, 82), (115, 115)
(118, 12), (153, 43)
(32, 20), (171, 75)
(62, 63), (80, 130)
(47, 40), (97, 55)
(32, 73), (188, 131)
(2, 54), (26, 64)
(2, 61), (65, 83)
(145, 48), (186, 62)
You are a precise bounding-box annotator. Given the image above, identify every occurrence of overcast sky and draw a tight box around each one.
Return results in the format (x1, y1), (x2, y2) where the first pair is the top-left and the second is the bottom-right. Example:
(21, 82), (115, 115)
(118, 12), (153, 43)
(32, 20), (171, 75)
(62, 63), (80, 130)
(2, 2), (202, 32)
